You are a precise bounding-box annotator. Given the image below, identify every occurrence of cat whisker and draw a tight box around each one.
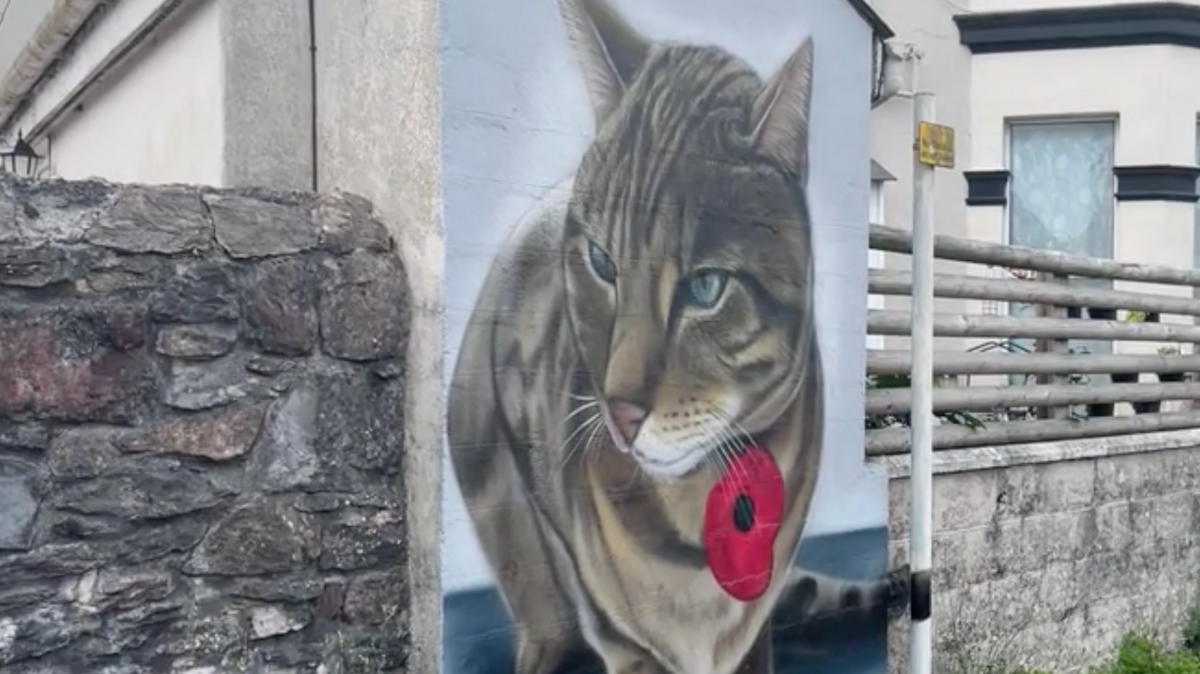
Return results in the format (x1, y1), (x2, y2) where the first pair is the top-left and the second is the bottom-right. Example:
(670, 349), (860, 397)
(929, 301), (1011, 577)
(561, 399), (600, 427)
(707, 412), (752, 484)
(696, 422), (728, 476)
(700, 418), (742, 482)
(558, 411), (602, 471)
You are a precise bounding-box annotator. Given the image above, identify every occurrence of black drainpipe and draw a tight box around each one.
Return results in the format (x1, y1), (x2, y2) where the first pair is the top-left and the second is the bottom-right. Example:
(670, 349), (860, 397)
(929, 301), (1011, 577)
(308, 0), (319, 192)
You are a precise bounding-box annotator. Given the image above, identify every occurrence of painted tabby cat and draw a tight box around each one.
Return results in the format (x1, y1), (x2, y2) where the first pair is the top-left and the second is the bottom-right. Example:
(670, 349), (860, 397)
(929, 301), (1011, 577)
(448, 1), (906, 673)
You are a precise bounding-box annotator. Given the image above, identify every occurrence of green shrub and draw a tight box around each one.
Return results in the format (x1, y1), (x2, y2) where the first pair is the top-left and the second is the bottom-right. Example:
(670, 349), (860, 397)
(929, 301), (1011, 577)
(1092, 633), (1200, 674)
(1183, 599), (1200, 658)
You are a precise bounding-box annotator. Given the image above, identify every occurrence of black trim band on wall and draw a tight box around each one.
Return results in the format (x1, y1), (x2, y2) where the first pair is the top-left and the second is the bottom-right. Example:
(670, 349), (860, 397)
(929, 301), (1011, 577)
(964, 170), (1010, 206)
(1114, 165), (1200, 203)
(956, 3), (1200, 54)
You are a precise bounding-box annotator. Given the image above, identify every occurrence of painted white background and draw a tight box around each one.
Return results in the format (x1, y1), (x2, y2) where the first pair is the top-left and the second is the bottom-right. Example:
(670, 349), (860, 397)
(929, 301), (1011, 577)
(442, 0), (886, 593)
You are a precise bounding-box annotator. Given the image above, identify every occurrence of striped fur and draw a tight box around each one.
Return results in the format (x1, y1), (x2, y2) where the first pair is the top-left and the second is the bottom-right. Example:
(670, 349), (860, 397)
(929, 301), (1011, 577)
(447, 1), (904, 672)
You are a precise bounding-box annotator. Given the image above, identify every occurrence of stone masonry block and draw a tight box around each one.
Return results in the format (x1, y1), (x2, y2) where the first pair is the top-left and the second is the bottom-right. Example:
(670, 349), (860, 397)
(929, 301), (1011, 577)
(933, 469), (1000, 534)
(184, 498), (320, 576)
(206, 192), (318, 258)
(10, 177), (115, 245)
(994, 463), (1043, 519)
(150, 260), (239, 323)
(888, 477), (910, 539)
(121, 404), (267, 462)
(155, 323), (238, 360)
(1037, 459), (1096, 513)
(318, 250), (409, 361)
(0, 244), (84, 288)
(315, 191), (392, 255)
(241, 256), (317, 356)
(0, 423), (49, 453)
(87, 186), (211, 254)
(0, 307), (154, 423)
(0, 457), (40, 551)
(1021, 510), (1094, 566)
(1154, 492), (1195, 552)
(1090, 501), (1133, 556)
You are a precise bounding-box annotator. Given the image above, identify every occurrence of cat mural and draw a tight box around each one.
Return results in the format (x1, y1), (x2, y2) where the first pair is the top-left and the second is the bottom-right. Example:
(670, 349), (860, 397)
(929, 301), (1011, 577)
(445, 0), (906, 673)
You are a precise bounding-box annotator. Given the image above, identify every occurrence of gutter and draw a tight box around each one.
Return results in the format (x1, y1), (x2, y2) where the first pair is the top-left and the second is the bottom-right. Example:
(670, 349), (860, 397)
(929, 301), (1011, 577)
(0, 0), (104, 137)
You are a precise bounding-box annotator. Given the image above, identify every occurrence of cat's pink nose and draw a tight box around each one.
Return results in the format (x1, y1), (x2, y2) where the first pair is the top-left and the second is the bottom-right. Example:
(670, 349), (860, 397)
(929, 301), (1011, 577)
(609, 399), (648, 445)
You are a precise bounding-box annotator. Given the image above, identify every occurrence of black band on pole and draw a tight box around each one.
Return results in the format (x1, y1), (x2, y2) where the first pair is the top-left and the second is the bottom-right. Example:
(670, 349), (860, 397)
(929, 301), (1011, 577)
(910, 569), (932, 621)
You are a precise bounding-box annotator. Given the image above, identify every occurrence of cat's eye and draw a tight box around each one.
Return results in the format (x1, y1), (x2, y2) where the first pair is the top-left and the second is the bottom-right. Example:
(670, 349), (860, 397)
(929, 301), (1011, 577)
(587, 240), (617, 284)
(686, 271), (729, 309)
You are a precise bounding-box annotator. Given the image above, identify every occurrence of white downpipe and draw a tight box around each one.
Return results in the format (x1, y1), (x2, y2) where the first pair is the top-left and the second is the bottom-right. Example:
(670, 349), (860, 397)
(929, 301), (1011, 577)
(908, 53), (936, 674)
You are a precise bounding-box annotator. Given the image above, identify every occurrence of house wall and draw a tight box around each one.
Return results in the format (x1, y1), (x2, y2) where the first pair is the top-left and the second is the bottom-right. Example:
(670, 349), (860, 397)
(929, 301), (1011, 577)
(967, 46), (1199, 361)
(868, 0), (1200, 374)
(46, 0), (226, 186)
(972, 0), (1200, 13)
(868, 0), (973, 355)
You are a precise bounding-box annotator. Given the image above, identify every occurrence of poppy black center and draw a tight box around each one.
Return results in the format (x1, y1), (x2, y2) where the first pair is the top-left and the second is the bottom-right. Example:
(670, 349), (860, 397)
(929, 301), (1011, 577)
(732, 494), (755, 533)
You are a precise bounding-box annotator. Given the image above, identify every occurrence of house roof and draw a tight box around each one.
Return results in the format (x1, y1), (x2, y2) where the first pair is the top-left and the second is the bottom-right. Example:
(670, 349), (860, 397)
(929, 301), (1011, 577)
(847, 0), (895, 39)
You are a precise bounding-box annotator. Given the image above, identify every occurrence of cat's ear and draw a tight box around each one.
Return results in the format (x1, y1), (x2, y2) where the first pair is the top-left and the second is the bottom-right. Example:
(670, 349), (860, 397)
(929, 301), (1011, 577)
(750, 38), (815, 182)
(559, 0), (650, 127)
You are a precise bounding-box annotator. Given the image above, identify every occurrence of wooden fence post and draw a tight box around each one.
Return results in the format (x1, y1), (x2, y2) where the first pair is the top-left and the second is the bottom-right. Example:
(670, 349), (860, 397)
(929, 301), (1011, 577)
(1034, 272), (1071, 420)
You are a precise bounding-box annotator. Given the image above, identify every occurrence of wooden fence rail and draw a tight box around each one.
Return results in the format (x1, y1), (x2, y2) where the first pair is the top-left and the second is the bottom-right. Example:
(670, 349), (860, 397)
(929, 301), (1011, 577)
(867, 310), (1200, 342)
(866, 381), (1200, 415)
(865, 410), (1200, 455)
(870, 225), (1200, 286)
(864, 225), (1200, 453)
(866, 351), (1200, 376)
(868, 270), (1200, 317)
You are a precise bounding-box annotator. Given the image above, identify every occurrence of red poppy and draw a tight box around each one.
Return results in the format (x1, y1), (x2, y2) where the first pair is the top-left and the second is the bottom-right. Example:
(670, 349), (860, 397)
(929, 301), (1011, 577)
(703, 443), (785, 602)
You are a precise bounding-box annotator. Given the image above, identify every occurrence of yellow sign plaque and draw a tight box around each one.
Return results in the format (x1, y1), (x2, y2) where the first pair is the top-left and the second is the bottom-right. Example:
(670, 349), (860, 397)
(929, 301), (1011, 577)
(917, 121), (956, 169)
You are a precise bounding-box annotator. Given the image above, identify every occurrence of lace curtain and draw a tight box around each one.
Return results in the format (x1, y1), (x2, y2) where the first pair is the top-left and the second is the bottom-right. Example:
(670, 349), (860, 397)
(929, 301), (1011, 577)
(1007, 121), (1116, 379)
(1195, 124), (1200, 269)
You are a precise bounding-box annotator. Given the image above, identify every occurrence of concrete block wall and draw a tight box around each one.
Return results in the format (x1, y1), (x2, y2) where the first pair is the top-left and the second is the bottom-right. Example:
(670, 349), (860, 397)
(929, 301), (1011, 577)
(0, 176), (411, 673)
(882, 435), (1200, 674)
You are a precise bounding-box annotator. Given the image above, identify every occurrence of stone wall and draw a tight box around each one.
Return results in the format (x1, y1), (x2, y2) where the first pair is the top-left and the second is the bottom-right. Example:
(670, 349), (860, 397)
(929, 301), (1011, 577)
(0, 177), (410, 673)
(883, 434), (1200, 674)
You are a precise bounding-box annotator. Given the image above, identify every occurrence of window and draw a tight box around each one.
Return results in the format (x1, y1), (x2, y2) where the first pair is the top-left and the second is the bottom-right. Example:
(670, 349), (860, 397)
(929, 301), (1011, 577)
(1195, 121), (1200, 269)
(1007, 120), (1116, 375)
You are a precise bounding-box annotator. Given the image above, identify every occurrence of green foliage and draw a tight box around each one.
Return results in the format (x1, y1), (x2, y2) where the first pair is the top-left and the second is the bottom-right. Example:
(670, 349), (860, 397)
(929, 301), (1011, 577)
(1091, 633), (1200, 674)
(1183, 597), (1200, 657)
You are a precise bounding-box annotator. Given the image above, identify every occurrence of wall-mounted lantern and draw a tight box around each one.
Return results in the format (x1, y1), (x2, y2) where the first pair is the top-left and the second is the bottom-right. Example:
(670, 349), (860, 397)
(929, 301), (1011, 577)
(0, 131), (41, 176)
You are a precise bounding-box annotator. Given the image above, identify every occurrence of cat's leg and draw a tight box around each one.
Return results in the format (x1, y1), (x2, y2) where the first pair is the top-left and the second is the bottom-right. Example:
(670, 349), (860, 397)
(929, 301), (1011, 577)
(450, 372), (585, 674)
(597, 649), (673, 674)
(770, 563), (910, 652)
(733, 625), (775, 674)
(461, 444), (586, 674)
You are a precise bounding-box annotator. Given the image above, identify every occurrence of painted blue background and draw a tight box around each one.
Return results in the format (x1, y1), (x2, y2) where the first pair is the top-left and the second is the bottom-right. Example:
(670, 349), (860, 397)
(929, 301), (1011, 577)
(440, 0), (889, 670)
